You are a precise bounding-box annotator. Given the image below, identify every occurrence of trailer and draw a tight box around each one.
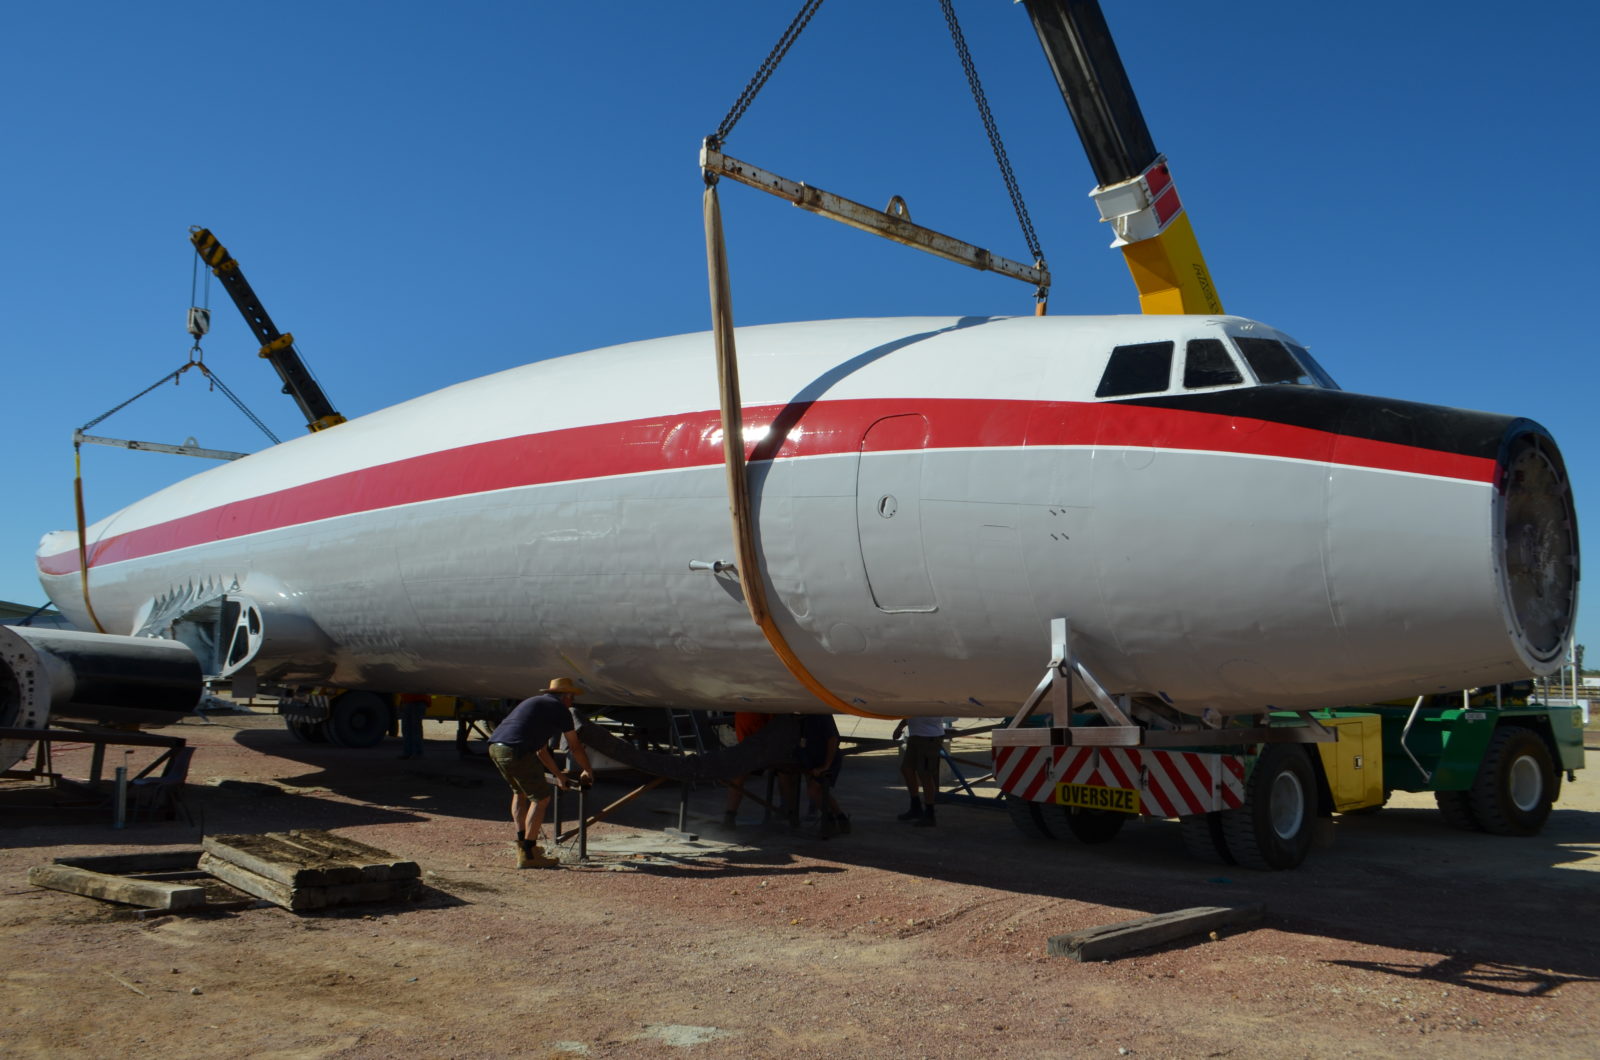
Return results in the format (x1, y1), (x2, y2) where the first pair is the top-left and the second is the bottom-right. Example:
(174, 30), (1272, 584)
(993, 629), (1585, 869)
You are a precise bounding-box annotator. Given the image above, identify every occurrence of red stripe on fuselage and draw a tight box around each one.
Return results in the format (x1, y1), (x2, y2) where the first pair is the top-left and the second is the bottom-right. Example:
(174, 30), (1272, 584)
(39, 396), (1498, 576)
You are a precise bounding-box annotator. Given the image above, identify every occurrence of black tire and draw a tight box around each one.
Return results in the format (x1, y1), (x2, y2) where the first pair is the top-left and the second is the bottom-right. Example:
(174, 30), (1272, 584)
(1434, 789), (1480, 831)
(1005, 794), (1060, 840)
(1219, 744), (1316, 871)
(1062, 807), (1127, 844)
(326, 691), (391, 749)
(1178, 812), (1236, 865)
(286, 717), (328, 744)
(1468, 726), (1556, 836)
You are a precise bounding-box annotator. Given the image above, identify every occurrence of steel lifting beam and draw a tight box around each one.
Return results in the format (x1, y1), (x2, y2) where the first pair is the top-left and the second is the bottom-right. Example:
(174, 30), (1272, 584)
(74, 430), (246, 462)
(701, 145), (1049, 293)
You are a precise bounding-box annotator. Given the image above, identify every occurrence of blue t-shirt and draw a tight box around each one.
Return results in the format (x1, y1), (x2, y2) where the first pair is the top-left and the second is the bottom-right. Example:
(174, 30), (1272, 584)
(489, 694), (575, 750)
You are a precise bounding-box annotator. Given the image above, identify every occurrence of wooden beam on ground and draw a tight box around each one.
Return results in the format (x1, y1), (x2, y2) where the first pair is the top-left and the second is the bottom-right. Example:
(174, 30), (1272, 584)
(28, 863), (206, 911)
(557, 776), (666, 843)
(55, 850), (201, 874)
(1047, 904), (1265, 962)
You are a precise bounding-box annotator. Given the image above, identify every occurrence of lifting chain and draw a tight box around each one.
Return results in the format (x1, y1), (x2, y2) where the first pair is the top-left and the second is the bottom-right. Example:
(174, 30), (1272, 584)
(939, 0), (1049, 299)
(708, 0), (827, 149)
(79, 359), (280, 446)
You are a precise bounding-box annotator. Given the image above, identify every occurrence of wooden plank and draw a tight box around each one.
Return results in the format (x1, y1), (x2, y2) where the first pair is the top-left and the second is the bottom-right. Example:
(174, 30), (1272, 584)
(28, 864), (206, 911)
(54, 850), (201, 874)
(1047, 904), (1265, 962)
(248, 833), (367, 884)
(287, 830), (420, 880)
(202, 834), (358, 886)
(197, 854), (414, 911)
(199, 853), (327, 911)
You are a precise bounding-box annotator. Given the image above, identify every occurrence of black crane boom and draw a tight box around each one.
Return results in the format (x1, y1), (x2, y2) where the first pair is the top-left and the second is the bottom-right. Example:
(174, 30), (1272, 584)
(189, 227), (345, 433)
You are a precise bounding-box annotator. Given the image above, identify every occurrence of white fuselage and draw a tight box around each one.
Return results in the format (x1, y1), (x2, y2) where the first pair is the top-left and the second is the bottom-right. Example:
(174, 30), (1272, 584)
(36, 315), (1575, 717)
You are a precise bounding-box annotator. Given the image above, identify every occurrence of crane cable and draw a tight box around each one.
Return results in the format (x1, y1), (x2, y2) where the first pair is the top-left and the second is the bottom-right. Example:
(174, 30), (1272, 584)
(707, 0), (827, 149)
(939, 0), (1049, 312)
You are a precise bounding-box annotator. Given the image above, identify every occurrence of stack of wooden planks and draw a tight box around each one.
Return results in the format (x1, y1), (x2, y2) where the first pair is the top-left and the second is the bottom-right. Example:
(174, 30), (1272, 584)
(198, 830), (420, 911)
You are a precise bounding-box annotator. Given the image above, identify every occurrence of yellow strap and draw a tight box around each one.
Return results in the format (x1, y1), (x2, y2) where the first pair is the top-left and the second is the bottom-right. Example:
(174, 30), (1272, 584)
(703, 182), (899, 721)
(72, 446), (108, 634)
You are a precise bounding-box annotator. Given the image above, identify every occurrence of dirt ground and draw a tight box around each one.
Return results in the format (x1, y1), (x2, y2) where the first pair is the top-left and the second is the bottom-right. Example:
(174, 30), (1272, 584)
(2, 709), (1597, 1060)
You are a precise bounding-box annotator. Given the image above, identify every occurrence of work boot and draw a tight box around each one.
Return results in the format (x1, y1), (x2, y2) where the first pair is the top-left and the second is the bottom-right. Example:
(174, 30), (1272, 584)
(914, 808), (936, 828)
(517, 843), (559, 869)
(896, 798), (923, 821)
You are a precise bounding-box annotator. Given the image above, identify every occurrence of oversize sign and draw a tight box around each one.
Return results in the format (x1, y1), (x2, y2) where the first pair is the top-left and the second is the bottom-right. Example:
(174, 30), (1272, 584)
(1055, 781), (1140, 814)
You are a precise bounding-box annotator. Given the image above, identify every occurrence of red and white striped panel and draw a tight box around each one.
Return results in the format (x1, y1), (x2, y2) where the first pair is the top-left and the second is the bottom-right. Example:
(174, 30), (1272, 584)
(993, 745), (1245, 817)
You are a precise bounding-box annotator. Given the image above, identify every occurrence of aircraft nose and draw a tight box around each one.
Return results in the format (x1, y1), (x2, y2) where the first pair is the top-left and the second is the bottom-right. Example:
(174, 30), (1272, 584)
(1496, 423), (1579, 668)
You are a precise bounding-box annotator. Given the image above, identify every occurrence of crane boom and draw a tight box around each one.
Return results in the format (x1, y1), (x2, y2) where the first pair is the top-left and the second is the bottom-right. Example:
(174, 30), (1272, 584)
(1021, 0), (1223, 315)
(189, 227), (346, 433)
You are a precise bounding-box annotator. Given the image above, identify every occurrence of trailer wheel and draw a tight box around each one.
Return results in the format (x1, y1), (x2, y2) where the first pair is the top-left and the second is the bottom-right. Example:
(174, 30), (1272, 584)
(1468, 726), (1556, 836)
(326, 691), (390, 749)
(286, 717), (328, 744)
(1220, 744), (1315, 870)
(1178, 812), (1236, 865)
(1062, 808), (1127, 844)
(1004, 794), (1059, 840)
(1434, 790), (1481, 831)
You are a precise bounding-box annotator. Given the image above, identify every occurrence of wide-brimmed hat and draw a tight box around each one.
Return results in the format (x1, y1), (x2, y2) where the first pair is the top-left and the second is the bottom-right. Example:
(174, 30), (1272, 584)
(545, 677), (585, 696)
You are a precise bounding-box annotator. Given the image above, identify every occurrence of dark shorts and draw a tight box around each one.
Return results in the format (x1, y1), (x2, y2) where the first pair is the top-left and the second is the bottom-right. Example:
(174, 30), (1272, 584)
(900, 734), (941, 774)
(490, 743), (552, 800)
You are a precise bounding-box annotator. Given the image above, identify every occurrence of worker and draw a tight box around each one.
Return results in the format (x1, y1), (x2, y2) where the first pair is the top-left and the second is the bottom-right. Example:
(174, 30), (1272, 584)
(487, 677), (595, 869)
(722, 711), (771, 827)
(791, 712), (848, 837)
(397, 694), (428, 760)
(893, 716), (947, 827)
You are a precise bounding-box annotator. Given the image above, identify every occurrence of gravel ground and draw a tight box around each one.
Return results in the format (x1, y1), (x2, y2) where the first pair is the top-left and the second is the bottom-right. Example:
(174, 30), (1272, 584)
(2, 709), (1597, 1059)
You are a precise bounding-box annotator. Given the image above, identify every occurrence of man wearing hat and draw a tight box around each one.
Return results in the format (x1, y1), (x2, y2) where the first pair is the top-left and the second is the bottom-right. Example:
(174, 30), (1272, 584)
(487, 677), (595, 868)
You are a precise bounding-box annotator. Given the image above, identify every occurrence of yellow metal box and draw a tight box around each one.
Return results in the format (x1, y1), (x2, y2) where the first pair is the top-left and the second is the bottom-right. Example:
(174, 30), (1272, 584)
(1313, 714), (1385, 812)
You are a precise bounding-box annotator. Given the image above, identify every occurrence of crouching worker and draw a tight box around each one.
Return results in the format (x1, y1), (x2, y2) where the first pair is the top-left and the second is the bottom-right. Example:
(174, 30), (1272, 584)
(488, 677), (595, 868)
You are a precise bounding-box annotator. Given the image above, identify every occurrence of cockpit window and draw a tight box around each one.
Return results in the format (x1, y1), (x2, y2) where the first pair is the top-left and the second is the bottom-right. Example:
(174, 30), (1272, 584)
(1183, 338), (1243, 389)
(1096, 341), (1173, 398)
(1286, 342), (1339, 389)
(1234, 336), (1334, 388)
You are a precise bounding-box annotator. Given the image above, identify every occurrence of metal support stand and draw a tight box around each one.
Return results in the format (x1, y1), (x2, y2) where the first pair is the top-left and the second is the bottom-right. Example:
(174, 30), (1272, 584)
(1005, 618), (1135, 738)
(991, 620), (1339, 751)
(113, 764), (128, 829)
(664, 781), (698, 841)
(577, 786), (588, 863)
(1399, 695), (1435, 784)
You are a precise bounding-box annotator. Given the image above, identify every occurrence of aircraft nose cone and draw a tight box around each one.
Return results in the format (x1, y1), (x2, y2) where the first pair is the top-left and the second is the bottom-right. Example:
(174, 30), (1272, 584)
(1497, 424), (1579, 668)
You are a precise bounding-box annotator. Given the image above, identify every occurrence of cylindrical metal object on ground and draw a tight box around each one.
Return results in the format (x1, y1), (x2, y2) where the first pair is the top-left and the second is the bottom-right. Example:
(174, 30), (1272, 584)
(0, 625), (202, 773)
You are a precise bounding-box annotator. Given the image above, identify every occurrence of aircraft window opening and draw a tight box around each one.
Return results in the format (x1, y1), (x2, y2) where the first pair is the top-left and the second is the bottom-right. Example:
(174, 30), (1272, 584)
(1235, 336), (1323, 387)
(1286, 342), (1339, 389)
(1095, 341), (1174, 398)
(1183, 338), (1243, 389)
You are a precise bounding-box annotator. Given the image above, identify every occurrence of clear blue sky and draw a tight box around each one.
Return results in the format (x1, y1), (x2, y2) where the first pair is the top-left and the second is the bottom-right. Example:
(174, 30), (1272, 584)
(2, 2), (1594, 661)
